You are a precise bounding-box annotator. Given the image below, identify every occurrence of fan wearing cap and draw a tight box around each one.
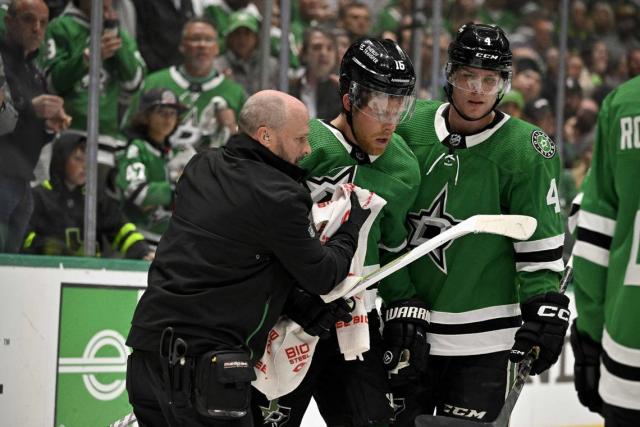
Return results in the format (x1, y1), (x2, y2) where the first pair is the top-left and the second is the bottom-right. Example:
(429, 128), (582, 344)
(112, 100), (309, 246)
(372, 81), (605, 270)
(392, 23), (567, 425)
(251, 37), (422, 427)
(116, 88), (186, 240)
(22, 131), (152, 260)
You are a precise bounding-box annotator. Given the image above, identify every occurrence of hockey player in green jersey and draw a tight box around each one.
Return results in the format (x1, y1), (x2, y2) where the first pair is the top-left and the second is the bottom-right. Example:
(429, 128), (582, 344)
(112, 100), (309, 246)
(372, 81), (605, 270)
(124, 18), (246, 154)
(570, 75), (640, 426)
(252, 38), (423, 427)
(43, 0), (146, 188)
(116, 88), (185, 240)
(392, 23), (569, 425)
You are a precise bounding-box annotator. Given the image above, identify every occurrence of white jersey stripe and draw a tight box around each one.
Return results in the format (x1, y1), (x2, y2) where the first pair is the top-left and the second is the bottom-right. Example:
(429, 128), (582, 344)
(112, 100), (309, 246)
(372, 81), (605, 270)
(603, 329), (640, 368)
(573, 240), (610, 267)
(516, 259), (565, 272)
(428, 327), (519, 356)
(568, 192), (583, 234)
(513, 234), (564, 253)
(578, 210), (617, 236)
(379, 238), (407, 253)
(600, 365), (640, 410)
(430, 303), (520, 325)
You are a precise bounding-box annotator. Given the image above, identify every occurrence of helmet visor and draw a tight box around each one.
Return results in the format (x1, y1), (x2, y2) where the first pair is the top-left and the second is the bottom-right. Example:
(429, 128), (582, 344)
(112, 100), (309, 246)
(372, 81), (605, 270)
(350, 82), (416, 125)
(447, 67), (509, 95)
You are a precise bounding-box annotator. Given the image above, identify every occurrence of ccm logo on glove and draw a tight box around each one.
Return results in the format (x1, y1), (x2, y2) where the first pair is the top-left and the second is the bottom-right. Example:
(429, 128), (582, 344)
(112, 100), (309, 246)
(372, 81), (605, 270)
(537, 305), (570, 321)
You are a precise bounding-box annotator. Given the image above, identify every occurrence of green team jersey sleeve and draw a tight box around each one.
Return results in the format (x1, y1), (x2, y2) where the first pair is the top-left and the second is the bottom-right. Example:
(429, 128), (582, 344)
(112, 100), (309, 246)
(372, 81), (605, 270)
(116, 139), (172, 208)
(43, 21), (88, 93)
(112, 30), (147, 92)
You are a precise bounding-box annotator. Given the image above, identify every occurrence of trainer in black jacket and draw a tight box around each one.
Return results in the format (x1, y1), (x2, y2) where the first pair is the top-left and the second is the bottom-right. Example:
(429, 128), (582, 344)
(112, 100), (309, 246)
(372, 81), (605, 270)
(126, 91), (368, 426)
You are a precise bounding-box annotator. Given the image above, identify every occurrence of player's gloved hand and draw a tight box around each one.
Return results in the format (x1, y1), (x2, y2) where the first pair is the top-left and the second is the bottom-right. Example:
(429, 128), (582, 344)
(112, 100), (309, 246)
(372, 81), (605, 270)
(509, 292), (570, 375)
(381, 298), (430, 387)
(346, 191), (371, 229)
(283, 287), (354, 339)
(570, 319), (603, 414)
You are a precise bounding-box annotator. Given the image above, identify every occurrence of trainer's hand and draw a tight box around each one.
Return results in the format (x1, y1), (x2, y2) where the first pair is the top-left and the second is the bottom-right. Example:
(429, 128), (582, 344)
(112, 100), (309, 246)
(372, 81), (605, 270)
(346, 191), (371, 229)
(570, 320), (603, 414)
(382, 298), (430, 387)
(284, 287), (353, 339)
(509, 292), (570, 375)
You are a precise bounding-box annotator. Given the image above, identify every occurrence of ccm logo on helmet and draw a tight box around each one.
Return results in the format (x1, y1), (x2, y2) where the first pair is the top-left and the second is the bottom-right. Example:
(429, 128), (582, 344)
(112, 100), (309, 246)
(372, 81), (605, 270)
(537, 305), (570, 321)
(475, 53), (499, 59)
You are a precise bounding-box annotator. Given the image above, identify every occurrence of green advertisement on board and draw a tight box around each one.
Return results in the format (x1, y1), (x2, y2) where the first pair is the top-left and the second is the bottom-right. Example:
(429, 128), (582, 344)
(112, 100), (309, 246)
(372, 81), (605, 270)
(55, 284), (142, 427)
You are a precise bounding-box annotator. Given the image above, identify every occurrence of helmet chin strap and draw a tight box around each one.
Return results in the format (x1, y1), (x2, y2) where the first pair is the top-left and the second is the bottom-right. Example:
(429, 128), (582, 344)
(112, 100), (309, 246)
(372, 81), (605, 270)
(444, 83), (502, 123)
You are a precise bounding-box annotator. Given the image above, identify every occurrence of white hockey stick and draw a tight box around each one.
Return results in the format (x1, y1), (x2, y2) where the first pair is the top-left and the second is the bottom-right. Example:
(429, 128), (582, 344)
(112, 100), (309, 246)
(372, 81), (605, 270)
(414, 259), (573, 427)
(341, 214), (537, 299)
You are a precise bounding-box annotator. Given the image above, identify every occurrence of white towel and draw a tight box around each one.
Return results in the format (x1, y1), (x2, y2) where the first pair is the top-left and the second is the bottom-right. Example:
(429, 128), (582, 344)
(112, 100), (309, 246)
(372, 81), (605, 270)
(252, 184), (386, 400)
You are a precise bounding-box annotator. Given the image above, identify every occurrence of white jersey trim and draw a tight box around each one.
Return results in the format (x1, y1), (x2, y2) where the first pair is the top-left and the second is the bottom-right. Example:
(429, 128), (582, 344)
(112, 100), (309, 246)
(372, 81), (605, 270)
(516, 259), (565, 272)
(568, 192), (583, 234)
(317, 120), (381, 163)
(430, 303), (520, 324)
(514, 234), (564, 253)
(428, 327), (519, 356)
(573, 241), (610, 267)
(600, 365), (640, 410)
(578, 210), (616, 236)
(603, 329), (640, 368)
(379, 238), (407, 253)
(122, 66), (144, 92)
(433, 103), (511, 148)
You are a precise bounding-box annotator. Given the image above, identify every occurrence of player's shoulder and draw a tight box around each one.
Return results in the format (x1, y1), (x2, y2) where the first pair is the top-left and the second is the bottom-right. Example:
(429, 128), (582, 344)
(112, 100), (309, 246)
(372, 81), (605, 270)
(376, 134), (420, 188)
(144, 67), (173, 86)
(494, 115), (558, 165)
(603, 75), (640, 112)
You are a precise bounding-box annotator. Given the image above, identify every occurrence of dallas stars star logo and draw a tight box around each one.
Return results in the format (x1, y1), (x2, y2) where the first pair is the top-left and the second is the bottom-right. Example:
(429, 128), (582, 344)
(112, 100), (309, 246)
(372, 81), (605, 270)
(260, 400), (292, 426)
(305, 166), (356, 203)
(407, 183), (460, 274)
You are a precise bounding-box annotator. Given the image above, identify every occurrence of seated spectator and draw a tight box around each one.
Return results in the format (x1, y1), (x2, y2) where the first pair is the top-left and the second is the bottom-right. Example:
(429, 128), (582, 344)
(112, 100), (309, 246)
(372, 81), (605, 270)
(117, 88), (184, 240)
(524, 97), (556, 141)
(214, 10), (278, 95)
(203, 0), (257, 44)
(628, 47), (640, 79)
(512, 57), (543, 104)
(0, 0), (69, 253)
(338, 2), (371, 43)
(499, 90), (525, 118)
(43, 0), (146, 192)
(563, 97), (598, 168)
(125, 18), (246, 180)
(289, 26), (340, 120)
(23, 131), (152, 259)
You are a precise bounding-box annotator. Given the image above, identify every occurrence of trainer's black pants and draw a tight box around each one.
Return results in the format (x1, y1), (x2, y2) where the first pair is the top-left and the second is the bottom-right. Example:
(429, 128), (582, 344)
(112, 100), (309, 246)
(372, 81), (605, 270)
(391, 351), (512, 426)
(126, 350), (253, 427)
(251, 312), (394, 426)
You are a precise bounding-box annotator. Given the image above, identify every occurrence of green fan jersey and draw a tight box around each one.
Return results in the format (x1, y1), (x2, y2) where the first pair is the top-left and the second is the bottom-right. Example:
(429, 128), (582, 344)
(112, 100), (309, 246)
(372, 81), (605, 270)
(395, 100), (565, 356)
(573, 75), (640, 410)
(299, 119), (421, 303)
(116, 137), (172, 229)
(43, 3), (146, 138)
(125, 66), (246, 150)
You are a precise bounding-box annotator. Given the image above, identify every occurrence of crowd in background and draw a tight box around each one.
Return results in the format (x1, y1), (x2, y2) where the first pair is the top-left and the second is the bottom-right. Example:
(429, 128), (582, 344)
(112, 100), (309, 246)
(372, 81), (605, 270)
(0, 0), (639, 258)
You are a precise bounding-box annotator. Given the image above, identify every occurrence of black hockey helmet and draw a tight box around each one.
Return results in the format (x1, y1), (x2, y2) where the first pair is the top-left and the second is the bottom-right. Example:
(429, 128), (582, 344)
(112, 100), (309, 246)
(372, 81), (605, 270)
(339, 37), (416, 124)
(447, 23), (512, 75)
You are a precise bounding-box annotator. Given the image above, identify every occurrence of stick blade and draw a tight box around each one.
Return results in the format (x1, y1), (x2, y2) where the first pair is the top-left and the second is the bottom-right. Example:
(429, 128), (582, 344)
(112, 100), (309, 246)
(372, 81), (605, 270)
(472, 215), (537, 241)
(415, 414), (495, 427)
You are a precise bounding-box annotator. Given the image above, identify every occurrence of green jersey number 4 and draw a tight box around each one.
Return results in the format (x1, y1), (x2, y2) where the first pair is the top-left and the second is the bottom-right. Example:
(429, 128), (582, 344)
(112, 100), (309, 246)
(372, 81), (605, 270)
(625, 210), (640, 286)
(546, 178), (561, 213)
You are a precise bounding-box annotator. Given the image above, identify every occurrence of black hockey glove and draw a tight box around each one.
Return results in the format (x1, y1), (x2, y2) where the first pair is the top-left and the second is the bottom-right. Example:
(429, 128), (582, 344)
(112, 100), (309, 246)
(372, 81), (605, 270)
(570, 319), (603, 414)
(381, 298), (430, 387)
(509, 292), (570, 375)
(283, 287), (353, 339)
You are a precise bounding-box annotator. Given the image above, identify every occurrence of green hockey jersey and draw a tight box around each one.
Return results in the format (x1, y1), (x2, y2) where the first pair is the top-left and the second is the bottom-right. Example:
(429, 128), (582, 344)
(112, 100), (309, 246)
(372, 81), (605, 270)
(299, 119), (421, 303)
(573, 75), (640, 410)
(395, 100), (565, 356)
(125, 66), (246, 150)
(116, 138), (172, 235)
(43, 3), (146, 138)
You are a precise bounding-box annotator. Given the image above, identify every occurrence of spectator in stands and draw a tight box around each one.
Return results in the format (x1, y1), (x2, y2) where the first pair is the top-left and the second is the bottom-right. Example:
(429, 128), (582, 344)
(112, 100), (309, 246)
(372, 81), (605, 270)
(125, 18), (245, 187)
(331, 27), (350, 72)
(203, 0), (256, 48)
(214, 10), (277, 95)
(290, 0), (336, 42)
(132, 0), (196, 72)
(44, 0), (146, 192)
(512, 56), (543, 104)
(524, 97), (556, 141)
(499, 89), (525, 119)
(289, 26), (340, 120)
(564, 78), (583, 121)
(338, 2), (371, 43)
(563, 97), (598, 168)
(0, 0), (70, 253)
(568, 0), (593, 53)
(23, 131), (152, 259)
(628, 47), (640, 78)
(117, 88), (185, 240)
(616, 4), (640, 54)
